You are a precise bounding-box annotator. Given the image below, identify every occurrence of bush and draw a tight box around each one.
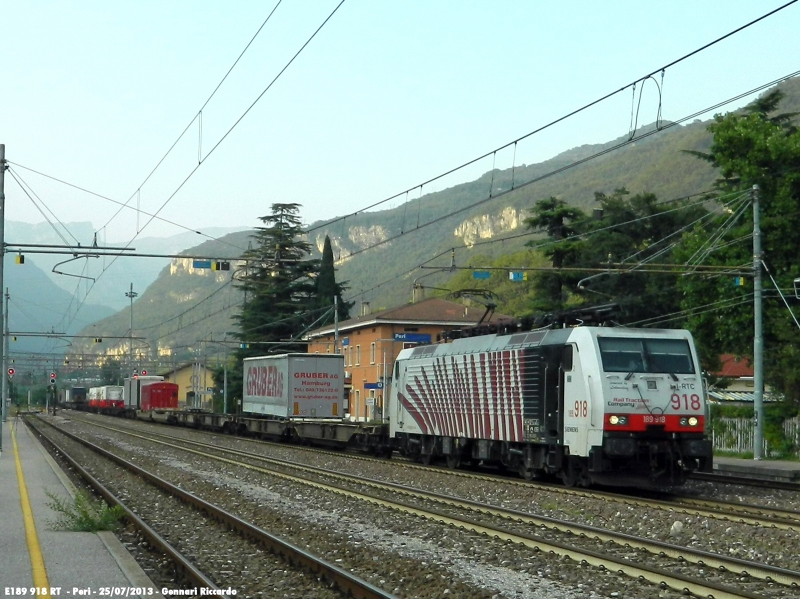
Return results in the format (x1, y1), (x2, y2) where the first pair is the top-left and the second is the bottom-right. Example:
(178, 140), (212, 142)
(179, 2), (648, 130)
(46, 490), (124, 532)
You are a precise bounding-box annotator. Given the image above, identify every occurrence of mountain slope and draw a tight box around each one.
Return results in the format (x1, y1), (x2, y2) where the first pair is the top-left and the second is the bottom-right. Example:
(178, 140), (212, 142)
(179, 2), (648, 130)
(73, 77), (800, 369)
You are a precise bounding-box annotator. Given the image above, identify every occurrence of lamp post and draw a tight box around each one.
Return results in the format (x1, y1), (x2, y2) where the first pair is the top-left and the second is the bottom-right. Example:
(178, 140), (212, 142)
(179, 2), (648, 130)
(125, 283), (138, 375)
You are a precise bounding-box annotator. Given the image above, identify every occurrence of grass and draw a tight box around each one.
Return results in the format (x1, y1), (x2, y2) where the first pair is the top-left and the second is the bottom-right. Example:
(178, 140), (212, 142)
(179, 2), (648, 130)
(46, 489), (125, 532)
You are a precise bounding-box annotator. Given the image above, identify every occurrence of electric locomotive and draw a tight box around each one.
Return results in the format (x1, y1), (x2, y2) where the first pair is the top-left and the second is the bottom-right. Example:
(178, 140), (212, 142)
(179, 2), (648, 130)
(388, 326), (712, 488)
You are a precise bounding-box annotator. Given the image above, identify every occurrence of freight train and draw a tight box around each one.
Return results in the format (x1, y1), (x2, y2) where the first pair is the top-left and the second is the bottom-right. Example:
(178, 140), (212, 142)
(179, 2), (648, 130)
(62, 378), (179, 416)
(68, 325), (713, 488)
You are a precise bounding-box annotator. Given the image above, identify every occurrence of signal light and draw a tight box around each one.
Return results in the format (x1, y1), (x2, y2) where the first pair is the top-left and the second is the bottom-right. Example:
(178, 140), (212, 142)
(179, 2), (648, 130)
(94, 338), (102, 343)
(213, 261), (230, 271)
(15, 254), (24, 264)
(50, 377), (56, 384)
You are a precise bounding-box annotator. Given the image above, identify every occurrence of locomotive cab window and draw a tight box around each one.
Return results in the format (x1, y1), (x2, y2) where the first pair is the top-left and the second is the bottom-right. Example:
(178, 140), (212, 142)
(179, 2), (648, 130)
(562, 345), (574, 371)
(598, 337), (695, 374)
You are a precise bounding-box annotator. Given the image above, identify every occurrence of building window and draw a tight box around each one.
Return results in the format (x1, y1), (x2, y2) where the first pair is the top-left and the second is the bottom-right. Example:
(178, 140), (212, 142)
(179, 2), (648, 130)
(356, 345), (361, 366)
(370, 342), (376, 365)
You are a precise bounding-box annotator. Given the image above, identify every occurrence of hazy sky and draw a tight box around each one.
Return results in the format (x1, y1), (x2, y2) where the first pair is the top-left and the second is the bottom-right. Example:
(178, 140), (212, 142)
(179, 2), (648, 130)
(2, 1), (798, 244)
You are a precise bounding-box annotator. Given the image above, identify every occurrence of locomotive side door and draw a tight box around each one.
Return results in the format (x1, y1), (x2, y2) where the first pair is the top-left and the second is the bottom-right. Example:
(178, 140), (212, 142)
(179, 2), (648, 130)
(562, 343), (591, 458)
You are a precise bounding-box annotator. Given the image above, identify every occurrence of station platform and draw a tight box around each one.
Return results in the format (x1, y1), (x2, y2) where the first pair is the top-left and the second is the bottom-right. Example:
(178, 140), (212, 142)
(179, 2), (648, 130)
(0, 414), (162, 598)
(713, 455), (800, 483)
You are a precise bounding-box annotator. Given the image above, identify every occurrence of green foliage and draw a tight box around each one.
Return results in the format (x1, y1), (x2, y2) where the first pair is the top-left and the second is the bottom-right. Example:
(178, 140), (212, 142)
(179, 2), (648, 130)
(679, 89), (800, 402)
(316, 235), (352, 321)
(525, 197), (586, 311)
(433, 249), (551, 317)
(516, 187), (710, 325)
(221, 204), (321, 401)
(710, 402), (800, 459)
(46, 490), (124, 532)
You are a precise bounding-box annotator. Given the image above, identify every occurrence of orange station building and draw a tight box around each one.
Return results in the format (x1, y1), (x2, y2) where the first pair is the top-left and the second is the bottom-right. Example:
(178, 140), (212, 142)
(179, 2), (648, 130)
(305, 297), (507, 421)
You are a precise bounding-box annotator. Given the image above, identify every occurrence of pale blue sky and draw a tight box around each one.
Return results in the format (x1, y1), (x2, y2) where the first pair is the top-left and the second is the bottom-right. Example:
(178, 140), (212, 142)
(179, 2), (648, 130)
(2, 1), (798, 243)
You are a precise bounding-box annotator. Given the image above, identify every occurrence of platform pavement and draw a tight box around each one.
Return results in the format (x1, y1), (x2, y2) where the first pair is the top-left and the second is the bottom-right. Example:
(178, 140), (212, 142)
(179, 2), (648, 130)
(0, 414), (162, 598)
(713, 455), (800, 482)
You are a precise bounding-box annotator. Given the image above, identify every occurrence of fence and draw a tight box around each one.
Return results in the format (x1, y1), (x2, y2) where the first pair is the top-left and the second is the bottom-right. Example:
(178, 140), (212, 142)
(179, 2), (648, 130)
(711, 416), (800, 457)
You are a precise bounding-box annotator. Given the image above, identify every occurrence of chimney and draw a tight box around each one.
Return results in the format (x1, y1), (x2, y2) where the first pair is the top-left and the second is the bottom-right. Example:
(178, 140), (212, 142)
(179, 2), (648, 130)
(360, 301), (371, 316)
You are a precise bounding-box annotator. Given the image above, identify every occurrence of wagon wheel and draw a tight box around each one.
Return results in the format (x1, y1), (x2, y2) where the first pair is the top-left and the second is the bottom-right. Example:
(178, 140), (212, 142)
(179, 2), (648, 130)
(420, 452), (433, 466)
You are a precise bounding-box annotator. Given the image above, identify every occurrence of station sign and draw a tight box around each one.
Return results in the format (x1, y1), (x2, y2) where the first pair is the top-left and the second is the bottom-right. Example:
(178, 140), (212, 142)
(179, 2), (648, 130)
(393, 333), (431, 344)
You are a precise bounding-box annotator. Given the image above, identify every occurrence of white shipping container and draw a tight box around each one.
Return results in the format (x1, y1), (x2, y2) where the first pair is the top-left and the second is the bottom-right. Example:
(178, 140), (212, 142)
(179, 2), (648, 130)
(242, 353), (344, 418)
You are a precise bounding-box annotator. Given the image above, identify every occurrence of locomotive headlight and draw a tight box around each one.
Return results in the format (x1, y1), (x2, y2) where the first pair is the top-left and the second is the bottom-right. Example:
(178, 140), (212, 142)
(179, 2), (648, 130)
(680, 417), (688, 426)
(609, 415), (620, 425)
(609, 415), (628, 425)
(688, 417), (698, 426)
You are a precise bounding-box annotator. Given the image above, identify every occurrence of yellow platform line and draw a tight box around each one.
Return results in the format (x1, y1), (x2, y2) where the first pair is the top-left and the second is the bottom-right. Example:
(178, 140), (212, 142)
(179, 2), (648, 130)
(12, 422), (52, 597)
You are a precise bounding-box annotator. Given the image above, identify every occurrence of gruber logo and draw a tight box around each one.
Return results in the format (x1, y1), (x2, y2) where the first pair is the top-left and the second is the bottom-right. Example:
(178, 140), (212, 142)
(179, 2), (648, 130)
(247, 365), (284, 397)
(294, 372), (338, 379)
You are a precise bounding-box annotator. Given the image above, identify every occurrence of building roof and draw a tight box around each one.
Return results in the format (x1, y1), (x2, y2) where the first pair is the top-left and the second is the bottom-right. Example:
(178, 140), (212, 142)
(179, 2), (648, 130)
(714, 354), (754, 378)
(306, 297), (512, 338)
(708, 390), (779, 403)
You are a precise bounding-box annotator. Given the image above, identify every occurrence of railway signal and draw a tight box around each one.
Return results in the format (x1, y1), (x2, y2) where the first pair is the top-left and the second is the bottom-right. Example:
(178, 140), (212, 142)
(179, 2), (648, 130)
(7, 368), (14, 377)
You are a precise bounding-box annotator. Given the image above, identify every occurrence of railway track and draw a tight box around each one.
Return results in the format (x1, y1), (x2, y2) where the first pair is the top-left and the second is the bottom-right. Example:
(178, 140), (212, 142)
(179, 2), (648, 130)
(64, 412), (800, 531)
(691, 471), (800, 491)
(27, 416), (397, 599)
(44, 413), (800, 599)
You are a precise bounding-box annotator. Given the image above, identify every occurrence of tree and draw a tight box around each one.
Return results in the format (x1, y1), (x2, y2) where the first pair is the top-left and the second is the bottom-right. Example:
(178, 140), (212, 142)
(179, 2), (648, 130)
(573, 189), (708, 325)
(524, 197), (586, 311)
(316, 235), (352, 322)
(679, 89), (800, 401)
(215, 204), (321, 403)
(522, 189), (708, 325)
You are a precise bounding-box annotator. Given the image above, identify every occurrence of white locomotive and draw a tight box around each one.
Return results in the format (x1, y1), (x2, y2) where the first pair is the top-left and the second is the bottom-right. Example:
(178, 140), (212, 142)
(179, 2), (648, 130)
(388, 326), (712, 487)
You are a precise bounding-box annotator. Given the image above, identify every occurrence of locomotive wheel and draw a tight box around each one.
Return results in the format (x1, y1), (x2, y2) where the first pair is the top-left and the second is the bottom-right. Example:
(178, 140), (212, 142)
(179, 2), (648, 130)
(446, 454), (461, 469)
(561, 458), (579, 487)
(519, 465), (538, 481)
(561, 457), (590, 487)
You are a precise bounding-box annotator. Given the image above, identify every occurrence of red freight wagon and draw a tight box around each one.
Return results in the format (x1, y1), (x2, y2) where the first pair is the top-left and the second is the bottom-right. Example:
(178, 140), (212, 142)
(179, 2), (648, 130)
(141, 382), (179, 411)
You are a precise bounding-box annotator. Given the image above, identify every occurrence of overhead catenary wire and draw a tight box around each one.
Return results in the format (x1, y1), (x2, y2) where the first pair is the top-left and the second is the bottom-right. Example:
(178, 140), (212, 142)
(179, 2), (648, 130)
(306, 0), (799, 237)
(5, 1), (340, 343)
(15, 4), (798, 356)
(97, 0), (284, 235)
(333, 69), (800, 264)
(8, 162), (249, 253)
(342, 188), (752, 304)
(8, 169), (77, 247)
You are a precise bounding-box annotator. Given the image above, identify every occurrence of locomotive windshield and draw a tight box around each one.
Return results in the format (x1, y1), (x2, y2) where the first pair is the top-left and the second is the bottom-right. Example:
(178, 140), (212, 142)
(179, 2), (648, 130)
(598, 337), (695, 374)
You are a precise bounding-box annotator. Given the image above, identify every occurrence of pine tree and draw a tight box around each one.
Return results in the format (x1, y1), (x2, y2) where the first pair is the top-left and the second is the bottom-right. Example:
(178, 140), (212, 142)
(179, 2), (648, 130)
(216, 204), (320, 405)
(525, 196), (585, 311)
